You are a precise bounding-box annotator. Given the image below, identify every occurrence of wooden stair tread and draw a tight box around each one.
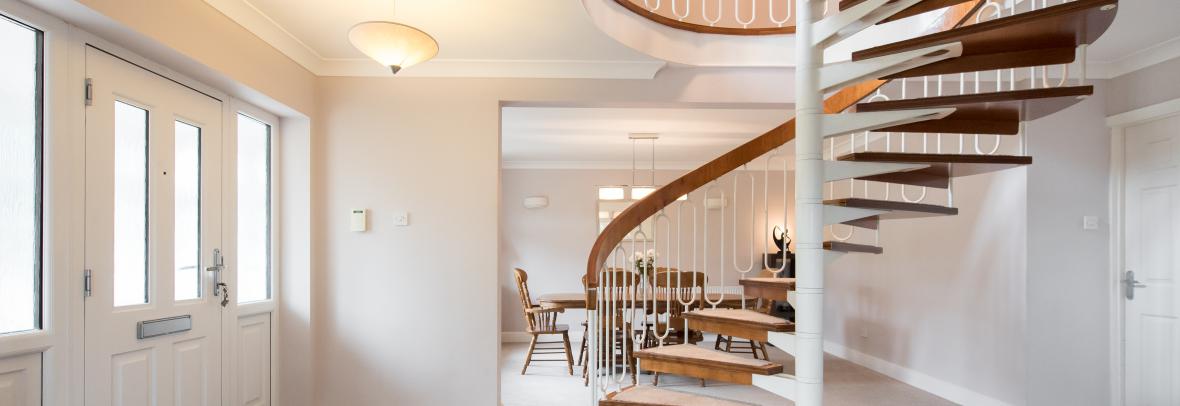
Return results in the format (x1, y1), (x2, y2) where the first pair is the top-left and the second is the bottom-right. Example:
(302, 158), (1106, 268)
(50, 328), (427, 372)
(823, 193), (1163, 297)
(826, 197), (958, 216)
(856, 86), (1093, 135)
(837, 152), (1031, 165)
(853, 0), (1119, 77)
(824, 241), (885, 254)
(837, 153), (1031, 187)
(603, 386), (756, 406)
(684, 309), (793, 331)
(739, 277), (796, 290)
(840, 0), (977, 24)
(635, 344), (782, 374)
(739, 278), (796, 302)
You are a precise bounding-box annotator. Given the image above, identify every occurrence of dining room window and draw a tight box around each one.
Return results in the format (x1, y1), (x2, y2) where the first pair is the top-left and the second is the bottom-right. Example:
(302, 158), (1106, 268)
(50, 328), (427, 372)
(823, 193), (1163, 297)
(237, 113), (271, 303)
(0, 13), (43, 334)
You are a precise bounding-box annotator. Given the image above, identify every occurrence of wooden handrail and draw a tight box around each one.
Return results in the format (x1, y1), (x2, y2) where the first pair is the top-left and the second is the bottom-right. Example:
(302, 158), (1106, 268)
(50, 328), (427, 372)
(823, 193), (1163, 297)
(587, 1), (986, 287)
(613, 0), (796, 36)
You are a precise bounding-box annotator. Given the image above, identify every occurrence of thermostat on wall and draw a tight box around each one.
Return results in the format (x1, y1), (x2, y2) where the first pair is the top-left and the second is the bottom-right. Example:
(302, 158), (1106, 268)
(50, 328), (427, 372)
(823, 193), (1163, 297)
(350, 209), (368, 232)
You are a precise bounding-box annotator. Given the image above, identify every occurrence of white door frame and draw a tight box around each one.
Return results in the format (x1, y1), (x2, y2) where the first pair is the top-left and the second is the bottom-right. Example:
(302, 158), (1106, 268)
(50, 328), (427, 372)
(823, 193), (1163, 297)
(0, 1), (287, 405)
(1105, 96), (1180, 406)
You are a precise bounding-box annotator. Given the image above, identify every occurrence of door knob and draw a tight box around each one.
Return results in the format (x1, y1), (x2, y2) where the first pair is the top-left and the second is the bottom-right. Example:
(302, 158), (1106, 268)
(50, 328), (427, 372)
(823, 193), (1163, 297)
(206, 248), (225, 296)
(1124, 270), (1146, 300)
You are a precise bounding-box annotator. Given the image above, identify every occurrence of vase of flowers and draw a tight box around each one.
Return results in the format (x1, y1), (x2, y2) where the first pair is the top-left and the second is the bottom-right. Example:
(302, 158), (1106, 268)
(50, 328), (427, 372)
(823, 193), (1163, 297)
(633, 249), (657, 277)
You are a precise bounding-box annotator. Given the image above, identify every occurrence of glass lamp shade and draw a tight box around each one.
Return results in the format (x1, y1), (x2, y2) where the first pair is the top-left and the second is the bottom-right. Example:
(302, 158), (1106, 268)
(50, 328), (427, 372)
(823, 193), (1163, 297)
(348, 21), (439, 74)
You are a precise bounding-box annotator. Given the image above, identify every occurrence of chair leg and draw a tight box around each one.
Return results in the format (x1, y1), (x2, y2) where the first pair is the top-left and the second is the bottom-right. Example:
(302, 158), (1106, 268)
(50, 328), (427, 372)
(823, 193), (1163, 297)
(577, 325), (588, 367)
(521, 335), (538, 375)
(653, 372), (660, 386)
(562, 332), (575, 376)
(629, 351), (637, 385)
(724, 335), (733, 353)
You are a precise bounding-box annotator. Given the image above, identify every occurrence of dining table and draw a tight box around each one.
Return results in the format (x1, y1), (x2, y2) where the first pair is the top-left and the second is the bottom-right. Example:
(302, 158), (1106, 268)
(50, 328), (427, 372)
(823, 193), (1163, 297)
(538, 292), (756, 310)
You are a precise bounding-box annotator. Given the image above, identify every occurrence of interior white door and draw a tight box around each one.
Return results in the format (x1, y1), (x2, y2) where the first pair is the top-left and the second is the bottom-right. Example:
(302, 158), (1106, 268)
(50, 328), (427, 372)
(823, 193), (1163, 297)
(84, 47), (224, 406)
(1124, 113), (1180, 406)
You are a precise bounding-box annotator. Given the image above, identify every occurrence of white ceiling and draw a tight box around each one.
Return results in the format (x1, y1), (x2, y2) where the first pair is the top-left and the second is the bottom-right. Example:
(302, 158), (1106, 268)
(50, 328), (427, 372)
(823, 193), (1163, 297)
(501, 107), (792, 169)
(205, 0), (1180, 79)
(203, 0), (664, 78)
(1087, 0), (1180, 76)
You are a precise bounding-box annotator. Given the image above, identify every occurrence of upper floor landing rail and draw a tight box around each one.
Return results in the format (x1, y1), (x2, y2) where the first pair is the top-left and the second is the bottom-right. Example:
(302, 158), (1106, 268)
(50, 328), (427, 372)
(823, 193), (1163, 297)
(615, 0), (798, 35)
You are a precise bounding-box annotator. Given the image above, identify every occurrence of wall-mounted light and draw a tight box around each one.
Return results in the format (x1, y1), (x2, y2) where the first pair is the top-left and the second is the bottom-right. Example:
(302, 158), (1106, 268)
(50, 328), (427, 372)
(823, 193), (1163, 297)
(523, 196), (549, 209)
(348, 21), (439, 74)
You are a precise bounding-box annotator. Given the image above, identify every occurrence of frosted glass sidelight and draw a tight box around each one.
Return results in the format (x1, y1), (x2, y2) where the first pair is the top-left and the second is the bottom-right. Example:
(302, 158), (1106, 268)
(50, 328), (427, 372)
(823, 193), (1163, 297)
(237, 114), (270, 303)
(114, 101), (149, 307)
(0, 15), (41, 334)
(175, 121), (201, 301)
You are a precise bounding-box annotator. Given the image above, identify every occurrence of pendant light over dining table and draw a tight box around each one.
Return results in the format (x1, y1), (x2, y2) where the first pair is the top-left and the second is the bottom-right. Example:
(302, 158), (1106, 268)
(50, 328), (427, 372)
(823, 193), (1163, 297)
(348, 21), (439, 74)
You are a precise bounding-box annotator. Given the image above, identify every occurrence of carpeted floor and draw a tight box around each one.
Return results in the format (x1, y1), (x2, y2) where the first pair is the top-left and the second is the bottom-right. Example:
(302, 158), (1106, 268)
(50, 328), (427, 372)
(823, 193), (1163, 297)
(500, 336), (956, 406)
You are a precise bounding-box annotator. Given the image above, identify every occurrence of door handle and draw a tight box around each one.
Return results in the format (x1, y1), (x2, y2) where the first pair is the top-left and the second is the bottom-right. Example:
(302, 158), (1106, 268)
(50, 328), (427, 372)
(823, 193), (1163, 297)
(1124, 270), (1147, 300)
(206, 248), (225, 296)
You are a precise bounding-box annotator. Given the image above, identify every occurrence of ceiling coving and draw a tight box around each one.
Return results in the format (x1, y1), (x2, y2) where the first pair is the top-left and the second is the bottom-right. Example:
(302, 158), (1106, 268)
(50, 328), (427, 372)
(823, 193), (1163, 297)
(202, 0), (664, 78)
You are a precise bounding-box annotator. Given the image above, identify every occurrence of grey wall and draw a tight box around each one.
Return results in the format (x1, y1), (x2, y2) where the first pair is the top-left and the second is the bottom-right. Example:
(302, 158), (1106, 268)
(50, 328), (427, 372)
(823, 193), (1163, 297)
(1108, 58), (1180, 115)
(1025, 83), (1112, 405)
(824, 148), (1029, 405)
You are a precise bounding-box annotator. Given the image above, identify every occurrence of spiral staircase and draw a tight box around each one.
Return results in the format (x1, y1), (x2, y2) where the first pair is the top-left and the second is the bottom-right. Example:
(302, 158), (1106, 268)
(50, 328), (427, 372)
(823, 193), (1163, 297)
(583, 0), (1120, 405)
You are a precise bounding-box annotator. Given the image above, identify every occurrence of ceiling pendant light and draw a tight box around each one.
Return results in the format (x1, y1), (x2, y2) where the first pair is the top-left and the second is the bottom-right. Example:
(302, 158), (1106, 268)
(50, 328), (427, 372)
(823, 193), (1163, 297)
(348, 21), (439, 74)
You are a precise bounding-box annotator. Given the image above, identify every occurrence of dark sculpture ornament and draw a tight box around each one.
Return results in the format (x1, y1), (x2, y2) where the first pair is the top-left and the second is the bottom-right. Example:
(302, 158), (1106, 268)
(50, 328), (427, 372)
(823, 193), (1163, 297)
(773, 225), (792, 253)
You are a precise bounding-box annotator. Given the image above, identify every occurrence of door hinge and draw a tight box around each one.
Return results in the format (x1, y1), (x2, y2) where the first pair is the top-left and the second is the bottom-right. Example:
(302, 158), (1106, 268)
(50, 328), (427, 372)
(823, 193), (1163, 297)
(84, 78), (93, 106)
(83, 269), (92, 297)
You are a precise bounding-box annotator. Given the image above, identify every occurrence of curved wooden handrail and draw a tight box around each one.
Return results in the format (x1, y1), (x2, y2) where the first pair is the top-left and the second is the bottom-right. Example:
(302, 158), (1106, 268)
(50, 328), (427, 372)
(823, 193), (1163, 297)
(587, 1), (986, 287)
(613, 0), (796, 36)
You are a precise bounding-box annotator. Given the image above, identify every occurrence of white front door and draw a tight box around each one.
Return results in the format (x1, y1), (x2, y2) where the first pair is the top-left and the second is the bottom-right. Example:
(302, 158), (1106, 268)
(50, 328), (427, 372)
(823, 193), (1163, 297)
(84, 46), (225, 406)
(1124, 113), (1180, 406)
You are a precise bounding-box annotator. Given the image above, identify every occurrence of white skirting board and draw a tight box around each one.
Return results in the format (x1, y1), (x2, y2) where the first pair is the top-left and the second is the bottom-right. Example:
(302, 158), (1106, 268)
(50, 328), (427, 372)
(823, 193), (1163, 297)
(823, 341), (1012, 406)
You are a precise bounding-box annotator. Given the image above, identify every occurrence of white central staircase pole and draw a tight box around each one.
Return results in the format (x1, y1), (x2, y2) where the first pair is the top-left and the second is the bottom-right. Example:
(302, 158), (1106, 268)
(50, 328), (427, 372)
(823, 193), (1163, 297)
(794, 0), (825, 405)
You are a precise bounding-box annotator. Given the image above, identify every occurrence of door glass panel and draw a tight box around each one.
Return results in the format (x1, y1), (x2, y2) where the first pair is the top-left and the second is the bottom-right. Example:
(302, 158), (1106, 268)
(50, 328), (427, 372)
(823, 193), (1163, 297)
(174, 121), (201, 300)
(237, 114), (270, 303)
(114, 101), (149, 306)
(0, 15), (41, 334)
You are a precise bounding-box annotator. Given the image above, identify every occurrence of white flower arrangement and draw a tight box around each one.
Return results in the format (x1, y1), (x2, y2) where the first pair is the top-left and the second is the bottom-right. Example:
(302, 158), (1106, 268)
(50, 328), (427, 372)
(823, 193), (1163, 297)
(633, 249), (657, 274)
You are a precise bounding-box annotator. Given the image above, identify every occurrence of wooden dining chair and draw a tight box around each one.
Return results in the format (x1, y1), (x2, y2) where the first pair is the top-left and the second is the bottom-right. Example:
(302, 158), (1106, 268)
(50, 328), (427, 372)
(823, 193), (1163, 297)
(514, 268), (574, 376)
(649, 271), (707, 346)
(715, 269), (776, 359)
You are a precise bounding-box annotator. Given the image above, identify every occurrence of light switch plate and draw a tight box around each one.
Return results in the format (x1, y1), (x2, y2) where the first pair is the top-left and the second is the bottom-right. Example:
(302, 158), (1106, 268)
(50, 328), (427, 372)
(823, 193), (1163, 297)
(1083, 216), (1099, 230)
(394, 211), (410, 226)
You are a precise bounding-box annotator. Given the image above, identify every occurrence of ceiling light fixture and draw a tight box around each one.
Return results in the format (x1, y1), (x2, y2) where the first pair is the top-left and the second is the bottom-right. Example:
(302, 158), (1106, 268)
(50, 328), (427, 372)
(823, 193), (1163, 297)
(348, 21), (439, 74)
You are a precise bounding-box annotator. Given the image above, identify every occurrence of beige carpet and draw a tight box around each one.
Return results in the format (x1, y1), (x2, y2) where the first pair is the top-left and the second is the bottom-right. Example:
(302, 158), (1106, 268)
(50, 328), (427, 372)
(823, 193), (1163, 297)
(500, 336), (955, 406)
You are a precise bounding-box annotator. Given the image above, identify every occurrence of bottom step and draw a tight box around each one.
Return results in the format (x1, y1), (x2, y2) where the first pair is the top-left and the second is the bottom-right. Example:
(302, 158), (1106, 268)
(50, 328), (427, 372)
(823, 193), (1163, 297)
(635, 344), (782, 385)
(602, 385), (755, 406)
